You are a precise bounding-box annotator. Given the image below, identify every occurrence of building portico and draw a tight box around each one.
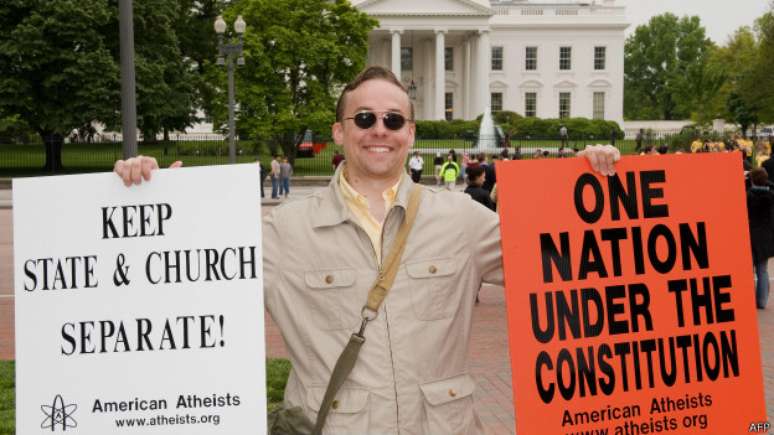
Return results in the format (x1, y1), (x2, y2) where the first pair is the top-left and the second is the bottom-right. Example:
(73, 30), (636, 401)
(354, 0), (628, 125)
(368, 27), (492, 121)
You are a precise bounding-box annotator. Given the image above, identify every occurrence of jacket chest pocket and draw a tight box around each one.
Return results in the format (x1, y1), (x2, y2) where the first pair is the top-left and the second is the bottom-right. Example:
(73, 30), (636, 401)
(306, 387), (370, 435)
(302, 268), (360, 331)
(419, 374), (476, 435)
(406, 257), (458, 320)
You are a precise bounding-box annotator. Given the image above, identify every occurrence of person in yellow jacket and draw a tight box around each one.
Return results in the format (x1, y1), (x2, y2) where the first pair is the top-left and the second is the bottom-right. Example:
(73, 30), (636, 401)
(440, 154), (460, 190)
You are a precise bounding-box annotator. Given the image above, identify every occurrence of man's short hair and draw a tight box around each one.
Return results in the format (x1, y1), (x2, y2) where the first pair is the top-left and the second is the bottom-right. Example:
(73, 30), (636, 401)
(335, 66), (415, 122)
(751, 167), (769, 186)
(466, 165), (485, 183)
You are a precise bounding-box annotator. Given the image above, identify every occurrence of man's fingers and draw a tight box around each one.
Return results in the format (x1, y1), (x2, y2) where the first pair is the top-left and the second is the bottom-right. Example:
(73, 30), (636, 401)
(114, 160), (131, 187)
(603, 149), (616, 176)
(586, 145), (602, 173)
(141, 157), (154, 181)
(130, 158), (143, 185)
(169, 160), (183, 169)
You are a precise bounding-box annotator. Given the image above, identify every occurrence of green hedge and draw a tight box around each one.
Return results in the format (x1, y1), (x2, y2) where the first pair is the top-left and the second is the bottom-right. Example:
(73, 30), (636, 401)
(415, 119), (479, 139)
(413, 113), (622, 140)
(502, 117), (622, 139)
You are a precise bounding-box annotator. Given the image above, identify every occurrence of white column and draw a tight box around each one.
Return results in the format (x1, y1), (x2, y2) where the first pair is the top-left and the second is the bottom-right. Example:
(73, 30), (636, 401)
(434, 29), (447, 120)
(476, 29), (491, 117)
(463, 37), (471, 120)
(391, 29), (402, 77)
(381, 39), (390, 69)
(423, 38), (434, 120)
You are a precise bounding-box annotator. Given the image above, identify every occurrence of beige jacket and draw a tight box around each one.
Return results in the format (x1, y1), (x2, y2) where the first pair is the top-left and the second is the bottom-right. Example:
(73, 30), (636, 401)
(263, 168), (503, 434)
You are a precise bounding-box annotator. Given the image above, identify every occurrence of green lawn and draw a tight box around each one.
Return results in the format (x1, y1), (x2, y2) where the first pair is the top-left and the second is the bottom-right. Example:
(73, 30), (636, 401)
(1, 138), (644, 179)
(0, 361), (13, 435)
(0, 358), (291, 433)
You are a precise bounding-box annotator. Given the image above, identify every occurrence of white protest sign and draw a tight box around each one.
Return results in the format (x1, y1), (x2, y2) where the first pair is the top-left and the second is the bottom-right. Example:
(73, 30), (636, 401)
(13, 164), (267, 434)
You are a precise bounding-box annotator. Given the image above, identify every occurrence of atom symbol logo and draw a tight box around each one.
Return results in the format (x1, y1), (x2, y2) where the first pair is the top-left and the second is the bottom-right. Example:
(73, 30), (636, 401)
(40, 394), (78, 432)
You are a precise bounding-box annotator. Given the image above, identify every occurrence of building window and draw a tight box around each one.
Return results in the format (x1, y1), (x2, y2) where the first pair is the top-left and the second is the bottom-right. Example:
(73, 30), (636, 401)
(593, 92), (605, 119)
(445, 47), (454, 71)
(559, 92), (571, 118)
(524, 92), (537, 117)
(594, 46), (606, 70)
(401, 47), (412, 71)
(491, 46), (503, 71)
(445, 92), (454, 120)
(525, 46), (538, 71)
(559, 46), (572, 70)
(491, 92), (503, 113)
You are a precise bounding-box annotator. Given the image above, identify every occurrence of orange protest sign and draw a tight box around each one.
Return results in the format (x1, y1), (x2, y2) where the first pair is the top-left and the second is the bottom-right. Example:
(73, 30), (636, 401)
(497, 153), (767, 435)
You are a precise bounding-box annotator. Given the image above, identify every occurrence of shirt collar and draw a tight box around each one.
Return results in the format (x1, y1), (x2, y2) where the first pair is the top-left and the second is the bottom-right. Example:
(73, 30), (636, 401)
(312, 163), (412, 228)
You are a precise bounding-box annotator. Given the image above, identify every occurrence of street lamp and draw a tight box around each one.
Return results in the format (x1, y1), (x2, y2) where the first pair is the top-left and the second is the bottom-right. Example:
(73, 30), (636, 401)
(215, 15), (246, 164)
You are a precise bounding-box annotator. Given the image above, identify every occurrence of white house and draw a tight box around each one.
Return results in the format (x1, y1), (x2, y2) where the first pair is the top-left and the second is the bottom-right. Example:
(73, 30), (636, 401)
(353, 0), (628, 125)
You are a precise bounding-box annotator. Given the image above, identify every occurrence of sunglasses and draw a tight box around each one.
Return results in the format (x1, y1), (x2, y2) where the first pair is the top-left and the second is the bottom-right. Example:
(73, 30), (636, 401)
(345, 111), (410, 131)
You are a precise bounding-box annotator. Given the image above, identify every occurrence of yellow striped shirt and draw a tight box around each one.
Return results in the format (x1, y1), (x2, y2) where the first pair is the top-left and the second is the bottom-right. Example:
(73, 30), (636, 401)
(339, 169), (400, 264)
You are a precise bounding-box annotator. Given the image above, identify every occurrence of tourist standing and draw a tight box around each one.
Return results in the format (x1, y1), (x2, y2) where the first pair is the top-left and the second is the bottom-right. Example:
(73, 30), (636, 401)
(279, 157), (293, 198)
(270, 155), (281, 199)
(408, 151), (424, 183)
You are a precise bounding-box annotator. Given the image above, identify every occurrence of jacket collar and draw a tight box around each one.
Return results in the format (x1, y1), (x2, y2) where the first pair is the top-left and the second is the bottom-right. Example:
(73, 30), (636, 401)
(312, 163), (413, 228)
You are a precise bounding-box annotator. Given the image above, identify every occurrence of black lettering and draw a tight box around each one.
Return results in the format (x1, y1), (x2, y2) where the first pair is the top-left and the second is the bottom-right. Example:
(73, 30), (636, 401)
(540, 233), (572, 283)
(536, 351), (555, 404)
(581, 288), (604, 338)
(579, 230), (608, 279)
(61, 323), (76, 355)
(102, 206), (120, 239)
(574, 174), (604, 224)
(23, 259), (37, 291)
(641, 170), (668, 218)
(679, 222), (709, 270)
(600, 228), (627, 277)
(605, 285), (628, 334)
(647, 224), (677, 273)
(667, 279), (688, 327)
(136, 318), (153, 351)
(608, 171), (638, 220)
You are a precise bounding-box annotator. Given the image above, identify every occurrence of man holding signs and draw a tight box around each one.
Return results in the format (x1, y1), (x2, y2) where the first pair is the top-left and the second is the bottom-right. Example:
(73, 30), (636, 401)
(114, 66), (617, 434)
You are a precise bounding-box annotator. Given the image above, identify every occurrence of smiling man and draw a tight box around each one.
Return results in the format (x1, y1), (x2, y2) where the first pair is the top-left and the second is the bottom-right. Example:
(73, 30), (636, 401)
(114, 66), (619, 434)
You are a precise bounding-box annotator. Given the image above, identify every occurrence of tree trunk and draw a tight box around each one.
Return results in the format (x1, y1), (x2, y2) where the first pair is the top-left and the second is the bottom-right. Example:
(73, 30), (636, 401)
(42, 132), (64, 172)
(280, 130), (302, 167)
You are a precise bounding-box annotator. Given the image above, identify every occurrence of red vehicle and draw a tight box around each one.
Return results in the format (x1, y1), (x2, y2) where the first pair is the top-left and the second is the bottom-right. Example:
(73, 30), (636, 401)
(297, 129), (327, 158)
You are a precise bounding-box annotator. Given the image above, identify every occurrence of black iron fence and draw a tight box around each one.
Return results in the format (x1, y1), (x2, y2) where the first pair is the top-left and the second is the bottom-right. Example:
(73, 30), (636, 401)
(0, 132), (736, 178)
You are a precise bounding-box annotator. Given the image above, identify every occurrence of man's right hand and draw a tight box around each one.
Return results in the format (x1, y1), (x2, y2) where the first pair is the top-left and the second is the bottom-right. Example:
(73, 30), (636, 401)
(113, 155), (182, 187)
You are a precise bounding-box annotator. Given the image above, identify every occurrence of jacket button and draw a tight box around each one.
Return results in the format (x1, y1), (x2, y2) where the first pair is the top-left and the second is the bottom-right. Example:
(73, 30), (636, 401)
(448, 389), (457, 397)
(325, 275), (334, 284)
(428, 265), (437, 274)
(332, 399), (339, 410)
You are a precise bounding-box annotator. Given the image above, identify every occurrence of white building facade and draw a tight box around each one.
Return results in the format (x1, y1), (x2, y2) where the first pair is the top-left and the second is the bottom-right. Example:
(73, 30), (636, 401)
(353, 0), (628, 125)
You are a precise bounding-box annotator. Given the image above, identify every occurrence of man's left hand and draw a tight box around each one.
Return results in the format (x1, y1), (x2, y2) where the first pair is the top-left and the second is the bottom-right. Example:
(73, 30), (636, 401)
(577, 144), (620, 177)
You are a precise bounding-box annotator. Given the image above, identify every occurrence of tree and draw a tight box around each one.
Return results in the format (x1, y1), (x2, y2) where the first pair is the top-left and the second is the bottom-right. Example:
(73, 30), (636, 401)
(0, 0), (119, 170)
(624, 14), (715, 120)
(708, 27), (761, 134)
(213, 0), (377, 163)
(744, 7), (774, 124)
(103, 0), (200, 141)
(174, 0), (225, 123)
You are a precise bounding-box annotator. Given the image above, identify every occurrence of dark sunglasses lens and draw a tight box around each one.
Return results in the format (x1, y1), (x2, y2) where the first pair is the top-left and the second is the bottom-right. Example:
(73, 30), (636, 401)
(383, 113), (406, 130)
(353, 112), (376, 129)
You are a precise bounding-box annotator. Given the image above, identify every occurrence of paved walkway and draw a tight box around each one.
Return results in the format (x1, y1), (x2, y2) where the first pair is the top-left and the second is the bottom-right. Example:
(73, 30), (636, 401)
(1, 186), (772, 433)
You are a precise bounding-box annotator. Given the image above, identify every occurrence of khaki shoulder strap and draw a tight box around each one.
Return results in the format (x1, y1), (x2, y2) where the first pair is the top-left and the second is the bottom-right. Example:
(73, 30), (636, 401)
(312, 183), (423, 435)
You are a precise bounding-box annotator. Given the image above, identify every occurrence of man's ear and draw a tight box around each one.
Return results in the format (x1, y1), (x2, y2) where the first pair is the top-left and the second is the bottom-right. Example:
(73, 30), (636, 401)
(407, 121), (416, 148)
(332, 122), (344, 145)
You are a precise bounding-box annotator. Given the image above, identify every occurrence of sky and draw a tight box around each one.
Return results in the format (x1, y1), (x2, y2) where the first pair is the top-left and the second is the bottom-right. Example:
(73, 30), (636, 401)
(620, 0), (771, 45)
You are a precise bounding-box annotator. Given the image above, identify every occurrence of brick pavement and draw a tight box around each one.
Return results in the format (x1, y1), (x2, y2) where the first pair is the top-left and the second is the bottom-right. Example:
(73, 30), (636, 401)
(2, 195), (774, 433)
